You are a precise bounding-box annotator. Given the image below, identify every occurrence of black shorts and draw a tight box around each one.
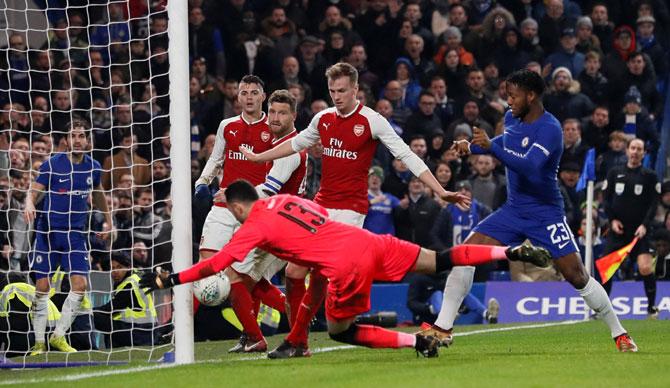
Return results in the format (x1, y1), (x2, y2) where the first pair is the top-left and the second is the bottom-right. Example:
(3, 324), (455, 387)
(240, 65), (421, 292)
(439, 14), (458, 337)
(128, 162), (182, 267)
(604, 233), (654, 259)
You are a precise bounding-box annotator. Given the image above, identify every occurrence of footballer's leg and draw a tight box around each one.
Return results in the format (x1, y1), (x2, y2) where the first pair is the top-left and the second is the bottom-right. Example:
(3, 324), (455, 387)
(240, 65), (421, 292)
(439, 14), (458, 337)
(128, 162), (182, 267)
(417, 232), (501, 347)
(224, 267), (267, 353)
(327, 315), (439, 358)
(555, 252), (636, 352)
(636, 252), (658, 318)
(278, 272), (328, 348)
(284, 263), (309, 327)
(29, 231), (51, 355)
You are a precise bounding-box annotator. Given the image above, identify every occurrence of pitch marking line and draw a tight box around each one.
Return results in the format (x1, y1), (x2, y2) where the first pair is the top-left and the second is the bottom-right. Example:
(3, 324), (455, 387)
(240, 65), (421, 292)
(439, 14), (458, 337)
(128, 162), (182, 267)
(0, 320), (585, 385)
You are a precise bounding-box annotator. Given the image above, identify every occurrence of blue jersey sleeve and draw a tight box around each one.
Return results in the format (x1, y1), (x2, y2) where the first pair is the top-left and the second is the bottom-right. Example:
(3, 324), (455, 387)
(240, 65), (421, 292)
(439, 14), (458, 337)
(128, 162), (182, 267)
(470, 135), (503, 154)
(35, 159), (51, 187)
(488, 124), (560, 176)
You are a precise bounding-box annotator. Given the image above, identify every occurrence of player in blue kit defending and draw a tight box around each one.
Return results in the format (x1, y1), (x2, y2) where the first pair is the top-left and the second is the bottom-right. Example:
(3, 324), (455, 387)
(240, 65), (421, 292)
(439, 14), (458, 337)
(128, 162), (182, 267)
(418, 70), (637, 352)
(24, 120), (112, 353)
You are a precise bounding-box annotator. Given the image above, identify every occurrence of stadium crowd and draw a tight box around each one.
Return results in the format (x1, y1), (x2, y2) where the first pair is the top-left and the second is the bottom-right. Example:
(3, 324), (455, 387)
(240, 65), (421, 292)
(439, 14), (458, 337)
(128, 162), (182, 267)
(184, 0), (670, 287)
(0, 0), (669, 345)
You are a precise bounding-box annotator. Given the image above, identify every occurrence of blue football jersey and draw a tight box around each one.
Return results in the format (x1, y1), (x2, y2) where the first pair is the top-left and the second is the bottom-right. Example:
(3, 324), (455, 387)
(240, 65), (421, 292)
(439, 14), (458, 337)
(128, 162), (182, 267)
(475, 110), (565, 216)
(35, 153), (102, 230)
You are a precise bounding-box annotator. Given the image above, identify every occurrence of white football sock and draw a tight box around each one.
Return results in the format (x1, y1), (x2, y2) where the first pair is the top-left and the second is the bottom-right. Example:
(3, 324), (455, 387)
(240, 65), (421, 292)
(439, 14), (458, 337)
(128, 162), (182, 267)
(578, 277), (626, 338)
(434, 266), (475, 330)
(53, 291), (83, 338)
(33, 292), (49, 343)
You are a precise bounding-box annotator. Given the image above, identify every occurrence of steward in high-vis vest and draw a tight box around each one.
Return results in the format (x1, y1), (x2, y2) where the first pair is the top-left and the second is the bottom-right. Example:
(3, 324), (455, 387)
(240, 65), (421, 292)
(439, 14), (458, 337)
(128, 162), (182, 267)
(93, 252), (157, 348)
(0, 273), (60, 357)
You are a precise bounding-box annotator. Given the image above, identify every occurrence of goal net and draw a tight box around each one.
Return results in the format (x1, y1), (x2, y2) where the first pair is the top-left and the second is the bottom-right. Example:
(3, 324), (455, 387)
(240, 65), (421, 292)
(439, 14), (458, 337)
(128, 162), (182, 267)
(0, 0), (181, 366)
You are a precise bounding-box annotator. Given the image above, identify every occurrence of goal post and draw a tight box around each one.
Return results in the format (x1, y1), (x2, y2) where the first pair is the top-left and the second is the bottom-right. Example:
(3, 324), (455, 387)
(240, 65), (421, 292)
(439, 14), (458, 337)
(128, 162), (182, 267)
(166, 0), (194, 365)
(0, 0), (192, 366)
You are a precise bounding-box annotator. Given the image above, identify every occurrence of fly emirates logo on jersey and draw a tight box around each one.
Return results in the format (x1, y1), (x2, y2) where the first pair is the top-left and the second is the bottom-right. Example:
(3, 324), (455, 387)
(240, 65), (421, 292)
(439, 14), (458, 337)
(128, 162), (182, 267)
(323, 137), (359, 160)
(229, 145), (254, 161)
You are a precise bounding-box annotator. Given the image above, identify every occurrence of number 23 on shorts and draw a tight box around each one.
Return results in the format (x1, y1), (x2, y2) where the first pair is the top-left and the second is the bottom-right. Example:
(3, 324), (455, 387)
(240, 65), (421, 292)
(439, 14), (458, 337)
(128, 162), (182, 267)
(546, 221), (572, 249)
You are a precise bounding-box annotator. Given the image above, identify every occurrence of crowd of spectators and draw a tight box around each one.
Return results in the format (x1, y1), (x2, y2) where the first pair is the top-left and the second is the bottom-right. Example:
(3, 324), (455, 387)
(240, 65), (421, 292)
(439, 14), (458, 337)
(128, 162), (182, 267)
(186, 0), (670, 283)
(0, 1), (172, 272)
(1, 0), (670, 286)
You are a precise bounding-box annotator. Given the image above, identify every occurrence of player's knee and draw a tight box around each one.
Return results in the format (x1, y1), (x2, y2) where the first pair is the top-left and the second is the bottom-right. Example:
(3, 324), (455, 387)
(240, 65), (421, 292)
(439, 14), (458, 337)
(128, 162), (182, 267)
(328, 324), (358, 345)
(565, 270), (589, 289)
(286, 264), (308, 279)
(34, 278), (50, 294)
(224, 267), (243, 284)
(638, 263), (653, 276)
(637, 255), (654, 275)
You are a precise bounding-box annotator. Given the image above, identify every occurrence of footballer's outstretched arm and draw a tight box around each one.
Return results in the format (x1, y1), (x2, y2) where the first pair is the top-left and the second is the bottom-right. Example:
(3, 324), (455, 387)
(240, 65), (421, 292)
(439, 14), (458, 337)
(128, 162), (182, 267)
(141, 220), (268, 289)
(472, 127), (554, 176)
(255, 153), (302, 197)
(369, 111), (471, 208)
(241, 110), (324, 163)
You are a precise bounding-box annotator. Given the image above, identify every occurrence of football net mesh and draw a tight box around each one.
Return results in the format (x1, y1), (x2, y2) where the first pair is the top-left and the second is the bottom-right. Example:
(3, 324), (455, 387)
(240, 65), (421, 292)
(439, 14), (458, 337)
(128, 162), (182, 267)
(0, 0), (174, 366)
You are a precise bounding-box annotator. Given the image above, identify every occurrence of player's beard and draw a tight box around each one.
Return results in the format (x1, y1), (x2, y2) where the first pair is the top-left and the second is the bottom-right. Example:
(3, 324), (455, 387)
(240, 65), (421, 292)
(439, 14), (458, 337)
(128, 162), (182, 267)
(512, 100), (530, 120)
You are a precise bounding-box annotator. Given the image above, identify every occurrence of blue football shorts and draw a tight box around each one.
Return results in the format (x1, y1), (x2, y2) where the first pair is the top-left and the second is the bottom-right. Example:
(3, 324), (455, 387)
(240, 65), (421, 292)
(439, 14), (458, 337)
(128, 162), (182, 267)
(30, 229), (90, 279)
(473, 205), (579, 259)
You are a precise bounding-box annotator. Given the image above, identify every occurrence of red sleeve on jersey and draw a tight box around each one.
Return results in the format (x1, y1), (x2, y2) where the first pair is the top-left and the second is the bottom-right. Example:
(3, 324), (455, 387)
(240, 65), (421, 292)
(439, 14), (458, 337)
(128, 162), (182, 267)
(178, 216), (268, 284)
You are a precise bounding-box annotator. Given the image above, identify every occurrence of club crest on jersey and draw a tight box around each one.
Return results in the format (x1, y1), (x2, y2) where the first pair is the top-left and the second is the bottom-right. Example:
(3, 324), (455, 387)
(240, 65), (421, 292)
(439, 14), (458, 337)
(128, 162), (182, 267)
(353, 124), (365, 136)
(634, 184), (643, 195)
(261, 131), (270, 142)
(521, 137), (529, 147)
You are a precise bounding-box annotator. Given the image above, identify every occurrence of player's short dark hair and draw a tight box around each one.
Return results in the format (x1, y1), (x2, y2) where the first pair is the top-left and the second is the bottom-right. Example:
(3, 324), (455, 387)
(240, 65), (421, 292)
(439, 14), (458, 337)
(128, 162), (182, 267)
(506, 69), (546, 97)
(240, 75), (265, 91)
(268, 89), (297, 113)
(226, 180), (259, 204)
(69, 118), (91, 136)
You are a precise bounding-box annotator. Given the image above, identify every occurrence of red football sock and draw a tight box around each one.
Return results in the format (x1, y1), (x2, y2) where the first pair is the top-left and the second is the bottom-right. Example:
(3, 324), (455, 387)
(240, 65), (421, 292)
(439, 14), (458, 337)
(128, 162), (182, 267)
(450, 245), (508, 266)
(252, 296), (261, 316)
(251, 278), (286, 313)
(229, 282), (263, 341)
(286, 276), (306, 327)
(353, 324), (416, 349)
(286, 273), (327, 346)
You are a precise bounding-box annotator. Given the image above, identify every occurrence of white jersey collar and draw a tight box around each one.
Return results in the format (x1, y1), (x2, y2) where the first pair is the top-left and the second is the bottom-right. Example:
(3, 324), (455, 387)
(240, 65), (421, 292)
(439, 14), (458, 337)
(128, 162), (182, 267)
(241, 111), (266, 125)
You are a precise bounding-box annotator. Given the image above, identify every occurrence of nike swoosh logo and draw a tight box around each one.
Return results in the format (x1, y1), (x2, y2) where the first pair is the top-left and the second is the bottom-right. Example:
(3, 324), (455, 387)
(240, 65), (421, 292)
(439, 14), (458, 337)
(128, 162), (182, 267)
(617, 174), (625, 178)
(58, 179), (69, 183)
(558, 241), (570, 249)
(243, 340), (265, 352)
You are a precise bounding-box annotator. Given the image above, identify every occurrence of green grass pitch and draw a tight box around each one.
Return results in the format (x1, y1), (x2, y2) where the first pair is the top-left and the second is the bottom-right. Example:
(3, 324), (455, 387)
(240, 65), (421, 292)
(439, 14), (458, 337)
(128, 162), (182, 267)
(2, 320), (668, 387)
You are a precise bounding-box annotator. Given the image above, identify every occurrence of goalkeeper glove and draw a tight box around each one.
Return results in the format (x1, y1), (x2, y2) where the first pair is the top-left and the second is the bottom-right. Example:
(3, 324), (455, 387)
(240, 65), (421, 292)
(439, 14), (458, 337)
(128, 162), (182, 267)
(194, 184), (212, 201)
(140, 267), (180, 291)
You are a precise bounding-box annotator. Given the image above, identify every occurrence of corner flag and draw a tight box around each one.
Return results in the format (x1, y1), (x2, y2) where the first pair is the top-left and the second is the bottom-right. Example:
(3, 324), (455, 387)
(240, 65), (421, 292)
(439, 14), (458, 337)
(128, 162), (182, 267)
(576, 148), (596, 191)
(595, 237), (639, 284)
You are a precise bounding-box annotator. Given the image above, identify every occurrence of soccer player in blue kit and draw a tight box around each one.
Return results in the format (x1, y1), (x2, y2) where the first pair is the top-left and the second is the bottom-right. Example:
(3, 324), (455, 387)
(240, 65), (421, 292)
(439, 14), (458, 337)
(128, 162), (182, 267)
(24, 120), (112, 353)
(418, 70), (638, 352)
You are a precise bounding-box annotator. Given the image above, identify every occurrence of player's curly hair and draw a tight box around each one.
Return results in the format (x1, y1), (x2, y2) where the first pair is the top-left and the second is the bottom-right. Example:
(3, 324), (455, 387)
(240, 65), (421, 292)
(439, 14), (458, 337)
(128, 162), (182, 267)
(506, 69), (545, 96)
(226, 179), (259, 203)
